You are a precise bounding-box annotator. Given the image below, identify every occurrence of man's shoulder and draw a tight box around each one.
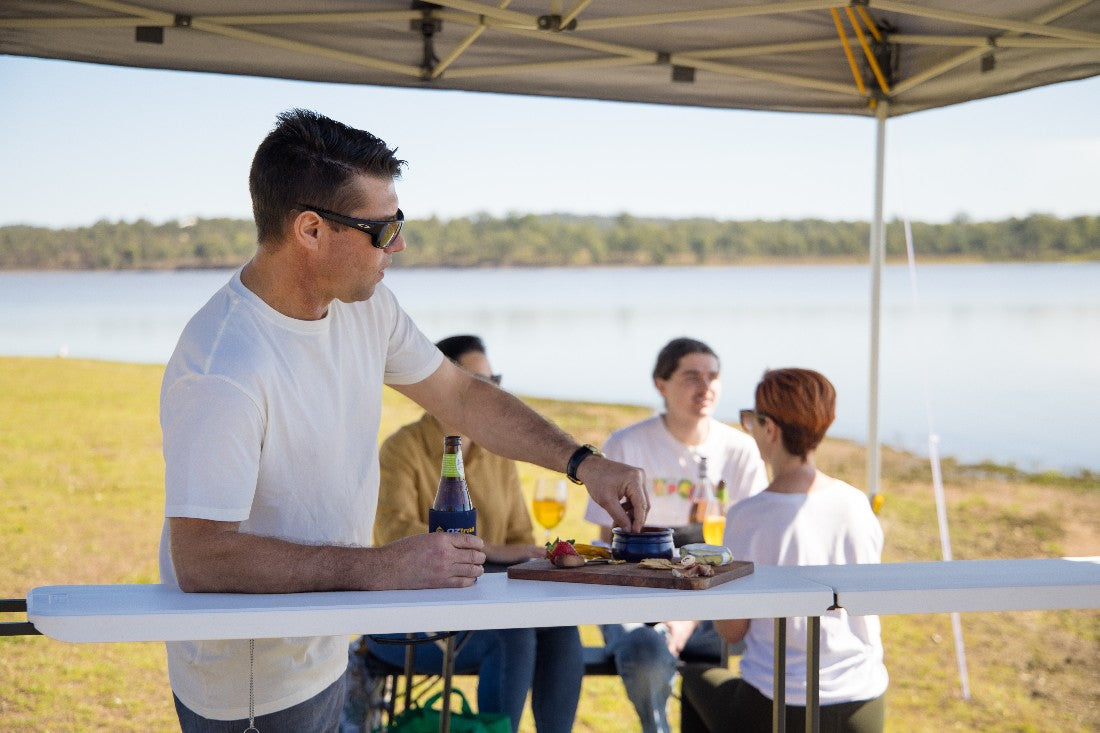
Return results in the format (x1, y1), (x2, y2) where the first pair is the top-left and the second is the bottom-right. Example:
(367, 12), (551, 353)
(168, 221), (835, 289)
(708, 418), (757, 451)
(606, 415), (662, 444)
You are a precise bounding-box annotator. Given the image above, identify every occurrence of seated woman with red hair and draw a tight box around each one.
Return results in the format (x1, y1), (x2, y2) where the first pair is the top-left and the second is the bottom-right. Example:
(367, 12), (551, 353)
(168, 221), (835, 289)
(680, 368), (888, 733)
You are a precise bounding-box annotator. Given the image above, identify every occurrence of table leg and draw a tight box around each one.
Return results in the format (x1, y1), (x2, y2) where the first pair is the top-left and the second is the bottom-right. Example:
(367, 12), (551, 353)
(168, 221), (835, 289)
(773, 617), (786, 733)
(402, 634), (416, 714)
(806, 616), (820, 733)
(439, 633), (456, 733)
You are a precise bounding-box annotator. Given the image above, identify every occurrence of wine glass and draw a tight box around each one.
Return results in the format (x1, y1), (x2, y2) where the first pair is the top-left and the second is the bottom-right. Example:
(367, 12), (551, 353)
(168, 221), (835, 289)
(532, 477), (568, 542)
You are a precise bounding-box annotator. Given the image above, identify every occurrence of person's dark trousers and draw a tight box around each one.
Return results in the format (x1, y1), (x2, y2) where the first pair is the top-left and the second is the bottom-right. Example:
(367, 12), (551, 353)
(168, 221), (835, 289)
(173, 673), (344, 733)
(680, 663), (885, 733)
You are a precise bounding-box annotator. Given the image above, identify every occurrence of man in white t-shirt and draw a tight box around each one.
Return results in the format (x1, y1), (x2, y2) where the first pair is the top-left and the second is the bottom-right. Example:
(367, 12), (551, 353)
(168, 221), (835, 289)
(583, 337), (768, 733)
(159, 109), (649, 733)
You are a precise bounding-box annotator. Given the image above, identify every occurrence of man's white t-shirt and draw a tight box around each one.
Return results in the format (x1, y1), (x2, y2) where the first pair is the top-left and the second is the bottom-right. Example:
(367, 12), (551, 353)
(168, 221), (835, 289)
(584, 415), (768, 529)
(726, 479), (889, 706)
(158, 270), (442, 720)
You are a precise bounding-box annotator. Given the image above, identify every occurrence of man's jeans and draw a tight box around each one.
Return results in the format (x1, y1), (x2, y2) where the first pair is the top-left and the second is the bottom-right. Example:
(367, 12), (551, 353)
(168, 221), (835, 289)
(601, 621), (730, 733)
(173, 674), (344, 733)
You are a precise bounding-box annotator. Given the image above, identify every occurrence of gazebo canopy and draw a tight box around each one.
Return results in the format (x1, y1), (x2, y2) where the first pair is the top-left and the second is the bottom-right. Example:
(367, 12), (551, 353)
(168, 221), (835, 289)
(3, 1), (1099, 118)
(3, 1), (1099, 500)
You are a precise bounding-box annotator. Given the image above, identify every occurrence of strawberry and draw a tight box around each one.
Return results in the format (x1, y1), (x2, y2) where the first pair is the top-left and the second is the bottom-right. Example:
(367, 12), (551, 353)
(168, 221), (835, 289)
(544, 538), (584, 567)
(544, 538), (579, 559)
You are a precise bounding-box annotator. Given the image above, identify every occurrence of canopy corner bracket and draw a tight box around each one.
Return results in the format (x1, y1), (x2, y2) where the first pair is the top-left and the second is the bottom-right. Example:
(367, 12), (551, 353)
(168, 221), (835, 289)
(537, 15), (578, 33)
(656, 52), (695, 84)
(135, 14), (191, 46)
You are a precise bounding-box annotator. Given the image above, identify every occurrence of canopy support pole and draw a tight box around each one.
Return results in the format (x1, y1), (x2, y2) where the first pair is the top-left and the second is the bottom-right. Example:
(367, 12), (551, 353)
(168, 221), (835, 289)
(867, 101), (888, 499)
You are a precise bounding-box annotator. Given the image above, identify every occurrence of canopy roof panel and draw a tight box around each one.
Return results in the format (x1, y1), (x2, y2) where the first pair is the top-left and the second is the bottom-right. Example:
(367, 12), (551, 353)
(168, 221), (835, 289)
(3, 1), (1099, 117)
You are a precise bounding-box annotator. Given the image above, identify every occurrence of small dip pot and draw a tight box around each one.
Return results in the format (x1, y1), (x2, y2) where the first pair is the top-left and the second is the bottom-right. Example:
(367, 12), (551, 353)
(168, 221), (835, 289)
(611, 526), (675, 562)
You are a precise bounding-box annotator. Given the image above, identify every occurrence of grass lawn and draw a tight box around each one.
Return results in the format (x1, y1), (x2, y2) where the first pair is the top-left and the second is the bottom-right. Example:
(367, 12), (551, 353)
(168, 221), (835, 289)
(1, 356), (1096, 731)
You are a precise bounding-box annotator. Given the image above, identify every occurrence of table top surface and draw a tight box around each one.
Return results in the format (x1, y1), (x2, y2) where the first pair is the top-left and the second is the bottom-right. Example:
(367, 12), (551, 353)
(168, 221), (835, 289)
(27, 564), (833, 642)
(26, 557), (1099, 643)
(793, 556), (1100, 615)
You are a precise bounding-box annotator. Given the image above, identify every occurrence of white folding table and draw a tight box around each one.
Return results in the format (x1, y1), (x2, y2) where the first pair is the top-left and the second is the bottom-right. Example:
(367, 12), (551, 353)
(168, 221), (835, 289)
(16, 558), (1099, 733)
(25, 564), (834, 733)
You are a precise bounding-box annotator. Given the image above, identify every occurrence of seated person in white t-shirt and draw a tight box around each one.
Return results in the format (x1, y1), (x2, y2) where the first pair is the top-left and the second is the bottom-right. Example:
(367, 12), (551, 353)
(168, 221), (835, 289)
(583, 337), (768, 733)
(680, 367), (888, 733)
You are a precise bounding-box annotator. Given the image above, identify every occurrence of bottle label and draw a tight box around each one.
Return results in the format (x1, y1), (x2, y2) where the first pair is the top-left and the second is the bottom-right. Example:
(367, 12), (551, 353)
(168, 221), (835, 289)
(441, 453), (459, 477)
(428, 507), (477, 535)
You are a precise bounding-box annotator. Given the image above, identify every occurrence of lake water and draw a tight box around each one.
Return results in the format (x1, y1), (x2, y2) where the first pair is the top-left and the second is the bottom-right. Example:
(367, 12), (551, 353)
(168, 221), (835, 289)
(2, 262), (1097, 475)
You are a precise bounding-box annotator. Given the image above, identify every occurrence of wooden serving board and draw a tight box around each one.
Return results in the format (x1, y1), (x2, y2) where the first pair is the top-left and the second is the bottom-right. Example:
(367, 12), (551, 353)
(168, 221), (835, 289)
(506, 558), (754, 591)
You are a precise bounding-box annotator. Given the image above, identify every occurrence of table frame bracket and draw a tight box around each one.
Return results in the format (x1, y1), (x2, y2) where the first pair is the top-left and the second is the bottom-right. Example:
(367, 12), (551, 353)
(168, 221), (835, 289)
(0, 598), (41, 637)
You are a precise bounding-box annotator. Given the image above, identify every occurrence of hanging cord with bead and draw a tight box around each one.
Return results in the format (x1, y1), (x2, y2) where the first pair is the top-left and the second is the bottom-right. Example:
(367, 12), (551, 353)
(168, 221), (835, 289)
(245, 638), (259, 732)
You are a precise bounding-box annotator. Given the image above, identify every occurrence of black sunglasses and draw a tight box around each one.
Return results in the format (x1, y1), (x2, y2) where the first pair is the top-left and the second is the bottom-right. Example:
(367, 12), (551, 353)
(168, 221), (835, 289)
(296, 203), (404, 250)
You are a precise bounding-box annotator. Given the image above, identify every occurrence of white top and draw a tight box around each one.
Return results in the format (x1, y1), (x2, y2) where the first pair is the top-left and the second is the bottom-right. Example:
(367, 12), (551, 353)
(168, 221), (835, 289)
(725, 479), (889, 706)
(585, 415), (768, 529)
(157, 269), (441, 720)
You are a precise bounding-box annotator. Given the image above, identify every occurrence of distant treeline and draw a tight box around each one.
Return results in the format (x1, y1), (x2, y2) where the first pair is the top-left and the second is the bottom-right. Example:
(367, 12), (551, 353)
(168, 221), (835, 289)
(2, 212), (1097, 270)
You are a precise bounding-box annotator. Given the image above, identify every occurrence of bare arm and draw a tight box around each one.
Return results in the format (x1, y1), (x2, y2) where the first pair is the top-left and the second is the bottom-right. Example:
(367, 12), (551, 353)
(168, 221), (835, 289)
(661, 619), (699, 656)
(169, 517), (485, 593)
(394, 360), (649, 531)
(714, 618), (751, 644)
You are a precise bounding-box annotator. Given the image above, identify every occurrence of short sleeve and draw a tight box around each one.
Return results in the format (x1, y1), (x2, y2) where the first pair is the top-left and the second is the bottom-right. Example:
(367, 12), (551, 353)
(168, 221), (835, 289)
(161, 374), (263, 520)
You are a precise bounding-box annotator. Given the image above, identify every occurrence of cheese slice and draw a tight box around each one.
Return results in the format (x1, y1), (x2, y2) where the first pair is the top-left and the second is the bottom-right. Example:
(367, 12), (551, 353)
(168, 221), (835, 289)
(679, 543), (734, 565)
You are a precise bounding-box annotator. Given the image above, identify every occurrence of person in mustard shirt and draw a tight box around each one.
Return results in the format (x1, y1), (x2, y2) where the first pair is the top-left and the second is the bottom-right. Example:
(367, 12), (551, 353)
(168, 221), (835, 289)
(345, 335), (584, 733)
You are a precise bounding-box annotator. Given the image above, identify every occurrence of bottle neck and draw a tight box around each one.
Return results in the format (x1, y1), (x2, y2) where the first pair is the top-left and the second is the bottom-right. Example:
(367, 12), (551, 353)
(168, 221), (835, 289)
(441, 450), (463, 478)
(441, 436), (466, 479)
(696, 457), (713, 498)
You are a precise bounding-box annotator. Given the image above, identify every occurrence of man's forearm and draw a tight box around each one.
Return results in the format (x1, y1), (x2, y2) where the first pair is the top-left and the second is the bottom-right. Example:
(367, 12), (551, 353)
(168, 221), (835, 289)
(169, 517), (486, 594)
(461, 386), (578, 470)
(398, 367), (578, 473)
(170, 518), (384, 593)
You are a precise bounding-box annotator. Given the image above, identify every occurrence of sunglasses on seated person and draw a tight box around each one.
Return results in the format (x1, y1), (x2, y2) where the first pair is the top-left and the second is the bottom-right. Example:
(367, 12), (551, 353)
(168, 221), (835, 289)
(295, 203), (404, 250)
(739, 408), (774, 431)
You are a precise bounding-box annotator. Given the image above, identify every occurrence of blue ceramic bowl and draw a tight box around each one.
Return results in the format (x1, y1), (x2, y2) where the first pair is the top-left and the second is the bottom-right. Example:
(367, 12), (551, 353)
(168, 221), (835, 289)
(611, 526), (675, 562)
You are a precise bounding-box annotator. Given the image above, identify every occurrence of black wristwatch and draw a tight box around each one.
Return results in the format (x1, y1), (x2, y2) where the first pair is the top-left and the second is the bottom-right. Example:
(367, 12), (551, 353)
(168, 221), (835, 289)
(566, 444), (601, 485)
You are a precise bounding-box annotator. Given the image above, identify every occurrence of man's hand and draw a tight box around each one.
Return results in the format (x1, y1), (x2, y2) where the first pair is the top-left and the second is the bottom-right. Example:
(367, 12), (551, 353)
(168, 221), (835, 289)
(378, 532), (486, 589)
(576, 456), (648, 532)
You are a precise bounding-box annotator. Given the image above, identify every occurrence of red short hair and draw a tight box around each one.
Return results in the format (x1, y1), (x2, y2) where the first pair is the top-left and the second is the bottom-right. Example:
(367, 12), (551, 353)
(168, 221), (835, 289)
(755, 368), (836, 458)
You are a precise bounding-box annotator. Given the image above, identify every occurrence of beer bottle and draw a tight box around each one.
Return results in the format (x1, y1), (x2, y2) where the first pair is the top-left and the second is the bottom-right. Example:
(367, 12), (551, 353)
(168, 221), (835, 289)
(716, 480), (730, 514)
(428, 435), (477, 535)
(688, 455), (712, 525)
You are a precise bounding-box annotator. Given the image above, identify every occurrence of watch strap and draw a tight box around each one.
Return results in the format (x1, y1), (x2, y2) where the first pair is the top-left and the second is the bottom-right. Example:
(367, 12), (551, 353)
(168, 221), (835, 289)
(566, 444), (601, 485)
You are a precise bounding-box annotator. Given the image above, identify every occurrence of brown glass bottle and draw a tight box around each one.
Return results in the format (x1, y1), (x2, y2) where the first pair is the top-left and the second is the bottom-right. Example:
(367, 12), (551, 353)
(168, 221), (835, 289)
(428, 435), (477, 535)
(688, 455), (713, 525)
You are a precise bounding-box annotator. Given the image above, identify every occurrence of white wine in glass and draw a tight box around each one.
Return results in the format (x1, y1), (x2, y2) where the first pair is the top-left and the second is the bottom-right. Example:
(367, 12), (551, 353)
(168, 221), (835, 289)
(532, 477), (568, 541)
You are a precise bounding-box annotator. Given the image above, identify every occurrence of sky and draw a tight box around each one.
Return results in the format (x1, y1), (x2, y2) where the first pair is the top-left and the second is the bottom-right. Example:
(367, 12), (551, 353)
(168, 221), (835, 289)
(2, 55), (1099, 229)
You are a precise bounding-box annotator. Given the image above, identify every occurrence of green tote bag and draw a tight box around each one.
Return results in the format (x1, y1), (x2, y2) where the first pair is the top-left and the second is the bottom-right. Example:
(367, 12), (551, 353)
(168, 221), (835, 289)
(385, 689), (511, 733)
